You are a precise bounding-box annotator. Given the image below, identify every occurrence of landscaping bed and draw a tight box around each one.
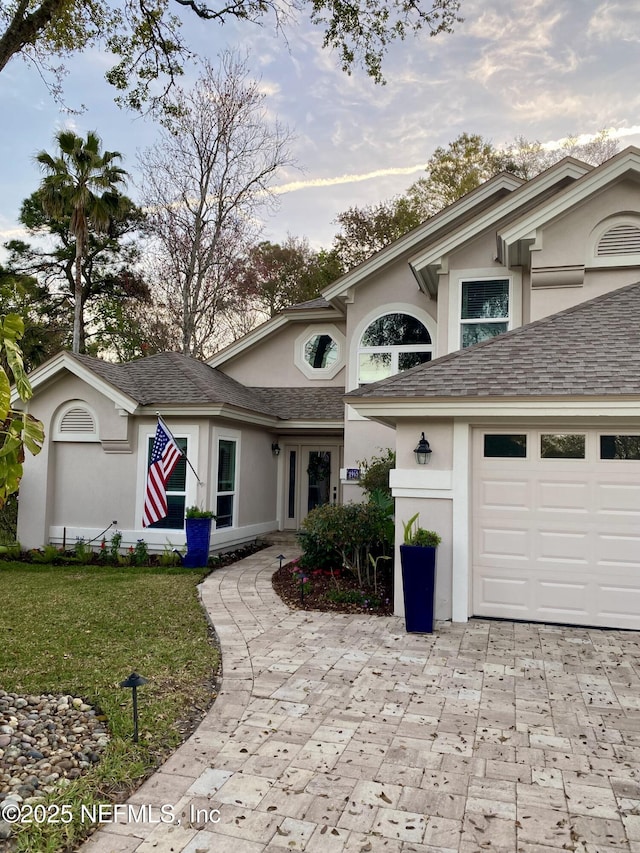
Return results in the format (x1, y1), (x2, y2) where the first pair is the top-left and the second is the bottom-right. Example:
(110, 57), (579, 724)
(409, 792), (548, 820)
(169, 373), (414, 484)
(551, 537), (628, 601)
(272, 560), (393, 615)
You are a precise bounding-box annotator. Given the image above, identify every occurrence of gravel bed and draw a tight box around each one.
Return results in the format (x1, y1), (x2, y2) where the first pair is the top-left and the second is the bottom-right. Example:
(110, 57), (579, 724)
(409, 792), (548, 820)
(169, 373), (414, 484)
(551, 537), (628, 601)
(0, 689), (109, 842)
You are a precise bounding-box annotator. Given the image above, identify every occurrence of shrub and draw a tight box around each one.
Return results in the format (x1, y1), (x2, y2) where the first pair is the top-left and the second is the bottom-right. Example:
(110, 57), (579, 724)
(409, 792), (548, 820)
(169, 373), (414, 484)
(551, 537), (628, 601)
(186, 506), (215, 519)
(402, 513), (441, 547)
(358, 449), (395, 498)
(73, 537), (93, 562)
(0, 495), (18, 545)
(298, 501), (393, 588)
(31, 544), (65, 564)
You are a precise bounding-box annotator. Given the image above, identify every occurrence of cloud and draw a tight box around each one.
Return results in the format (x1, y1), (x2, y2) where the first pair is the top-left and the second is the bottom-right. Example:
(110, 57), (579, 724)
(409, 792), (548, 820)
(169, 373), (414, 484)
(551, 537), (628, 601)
(588, 2), (640, 42)
(271, 163), (429, 195)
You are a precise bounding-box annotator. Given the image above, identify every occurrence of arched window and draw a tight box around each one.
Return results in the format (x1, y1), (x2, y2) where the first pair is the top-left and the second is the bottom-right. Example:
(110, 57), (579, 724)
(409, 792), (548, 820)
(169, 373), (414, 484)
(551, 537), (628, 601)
(358, 312), (433, 384)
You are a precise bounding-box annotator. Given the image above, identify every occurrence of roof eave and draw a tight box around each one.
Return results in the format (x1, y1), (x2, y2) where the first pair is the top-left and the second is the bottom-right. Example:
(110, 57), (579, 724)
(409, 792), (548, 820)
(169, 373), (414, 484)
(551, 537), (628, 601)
(15, 351), (138, 413)
(208, 307), (342, 368)
(321, 173), (524, 302)
(499, 147), (640, 249)
(409, 159), (592, 273)
(348, 395), (640, 423)
(137, 403), (280, 427)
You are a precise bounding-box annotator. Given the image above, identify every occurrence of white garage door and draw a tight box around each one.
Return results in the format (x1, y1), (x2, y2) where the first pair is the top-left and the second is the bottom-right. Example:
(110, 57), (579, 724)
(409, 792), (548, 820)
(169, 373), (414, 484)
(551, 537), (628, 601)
(473, 429), (640, 629)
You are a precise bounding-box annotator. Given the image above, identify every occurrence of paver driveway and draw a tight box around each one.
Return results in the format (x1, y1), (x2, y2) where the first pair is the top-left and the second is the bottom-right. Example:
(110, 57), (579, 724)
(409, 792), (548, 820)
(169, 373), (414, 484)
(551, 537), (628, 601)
(84, 545), (640, 853)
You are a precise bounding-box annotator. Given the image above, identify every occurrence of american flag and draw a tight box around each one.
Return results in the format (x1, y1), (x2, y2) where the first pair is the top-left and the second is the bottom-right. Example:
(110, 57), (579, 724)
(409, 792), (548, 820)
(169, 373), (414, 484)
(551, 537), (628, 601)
(142, 420), (183, 527)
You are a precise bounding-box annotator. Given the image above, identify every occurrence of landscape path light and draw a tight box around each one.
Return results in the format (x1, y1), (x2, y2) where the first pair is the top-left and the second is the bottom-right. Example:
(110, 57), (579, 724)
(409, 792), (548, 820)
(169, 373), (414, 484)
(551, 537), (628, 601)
(120, 672), (149, 743)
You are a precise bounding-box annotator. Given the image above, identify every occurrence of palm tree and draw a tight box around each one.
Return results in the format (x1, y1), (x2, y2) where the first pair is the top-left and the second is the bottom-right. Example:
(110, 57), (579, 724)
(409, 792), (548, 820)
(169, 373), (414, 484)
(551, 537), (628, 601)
(36, 131), (127, 354)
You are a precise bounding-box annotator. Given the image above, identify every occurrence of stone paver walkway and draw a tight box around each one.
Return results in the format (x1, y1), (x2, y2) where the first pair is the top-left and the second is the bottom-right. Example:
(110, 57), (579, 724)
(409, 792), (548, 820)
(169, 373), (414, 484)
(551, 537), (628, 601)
(84, 545), (640, 853)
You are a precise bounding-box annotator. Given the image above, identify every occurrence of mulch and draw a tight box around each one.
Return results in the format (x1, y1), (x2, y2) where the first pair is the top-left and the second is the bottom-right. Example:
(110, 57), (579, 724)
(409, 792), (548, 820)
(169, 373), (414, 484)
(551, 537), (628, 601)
(271, 561), (394, 615)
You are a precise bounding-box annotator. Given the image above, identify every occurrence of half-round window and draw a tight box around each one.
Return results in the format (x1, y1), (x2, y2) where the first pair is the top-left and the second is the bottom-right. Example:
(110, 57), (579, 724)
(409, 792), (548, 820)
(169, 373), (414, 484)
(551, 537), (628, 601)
(358, 312), (433, 384)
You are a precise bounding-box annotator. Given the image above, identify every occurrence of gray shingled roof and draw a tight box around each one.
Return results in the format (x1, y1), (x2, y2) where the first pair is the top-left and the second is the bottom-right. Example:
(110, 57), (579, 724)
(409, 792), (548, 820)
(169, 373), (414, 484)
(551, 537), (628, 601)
(250, 387), (345, 420)
(285, 296), (332, 311)
(347, 281), (640, 400)
(71, 352), (344, 421)
(72, 352), (280, 416)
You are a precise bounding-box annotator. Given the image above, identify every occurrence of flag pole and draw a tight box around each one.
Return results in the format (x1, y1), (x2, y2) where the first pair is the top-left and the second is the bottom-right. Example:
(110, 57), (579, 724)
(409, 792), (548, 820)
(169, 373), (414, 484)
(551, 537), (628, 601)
(156, 413), (203, 485)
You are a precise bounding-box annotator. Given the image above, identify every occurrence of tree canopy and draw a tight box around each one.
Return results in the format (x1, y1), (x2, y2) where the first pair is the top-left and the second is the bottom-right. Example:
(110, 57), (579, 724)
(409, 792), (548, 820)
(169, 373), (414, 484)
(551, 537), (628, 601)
(139, 53), (294, 358)
(0, 0), (462, 110)
(0, 314), (44, 508)
(331, 130), (621, 271)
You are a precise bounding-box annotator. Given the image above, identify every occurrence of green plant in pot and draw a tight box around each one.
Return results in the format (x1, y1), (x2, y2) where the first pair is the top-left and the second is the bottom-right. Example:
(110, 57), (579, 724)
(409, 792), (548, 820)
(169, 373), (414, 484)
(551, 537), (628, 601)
(400, 513), (441, 633)
(184, 506), (216, 568)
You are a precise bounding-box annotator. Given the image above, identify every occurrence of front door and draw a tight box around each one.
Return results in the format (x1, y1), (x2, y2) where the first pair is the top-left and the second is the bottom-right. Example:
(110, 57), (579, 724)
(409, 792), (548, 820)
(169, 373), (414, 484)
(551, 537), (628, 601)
(283, 443), (342, 529)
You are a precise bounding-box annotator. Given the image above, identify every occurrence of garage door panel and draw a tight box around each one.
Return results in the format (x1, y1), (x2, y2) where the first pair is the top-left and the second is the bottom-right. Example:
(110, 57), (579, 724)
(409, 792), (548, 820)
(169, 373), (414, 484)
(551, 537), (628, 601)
(596, 533), (640, 567)
(597, 483), (640, 515)
(536, 580), (590, 617)
(479, 527), (529, 560)
(537, 531), (590, 563)
(537, 481), (590, 512)
(480, 479), (529, 510)
(476, 573), (529, 613)
(599, 583), (640, 623)
(473, 428), (640, 629)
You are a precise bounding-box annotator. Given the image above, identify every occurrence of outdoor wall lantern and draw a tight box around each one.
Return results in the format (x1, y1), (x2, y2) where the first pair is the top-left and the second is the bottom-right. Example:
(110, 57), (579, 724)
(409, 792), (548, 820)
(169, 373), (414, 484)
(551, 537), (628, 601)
(120, 672), (149, 743)
(414, 432), (432, 465)
(272, 442), (281, 456)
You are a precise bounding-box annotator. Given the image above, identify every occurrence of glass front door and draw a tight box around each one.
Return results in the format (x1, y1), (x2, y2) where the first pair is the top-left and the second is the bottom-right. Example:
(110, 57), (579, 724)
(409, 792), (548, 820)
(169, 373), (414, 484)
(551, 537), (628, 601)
(306, 450), (332, 513)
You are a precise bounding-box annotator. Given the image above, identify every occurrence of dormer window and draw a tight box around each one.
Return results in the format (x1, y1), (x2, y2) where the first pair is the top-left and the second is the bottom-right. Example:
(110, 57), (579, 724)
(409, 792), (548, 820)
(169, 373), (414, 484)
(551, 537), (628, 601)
(358, 312), (433, 384)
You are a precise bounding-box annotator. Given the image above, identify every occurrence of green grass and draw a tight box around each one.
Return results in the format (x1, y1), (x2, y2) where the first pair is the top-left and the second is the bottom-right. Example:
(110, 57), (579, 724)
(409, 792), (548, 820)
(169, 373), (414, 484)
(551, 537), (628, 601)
(0, 561), (218, 852)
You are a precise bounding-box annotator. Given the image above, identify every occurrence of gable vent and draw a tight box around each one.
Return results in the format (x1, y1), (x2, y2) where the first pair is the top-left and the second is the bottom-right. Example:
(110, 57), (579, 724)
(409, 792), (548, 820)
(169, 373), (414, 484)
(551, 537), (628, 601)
(59, 407), (95, 434)
(597, 224), (640, 256)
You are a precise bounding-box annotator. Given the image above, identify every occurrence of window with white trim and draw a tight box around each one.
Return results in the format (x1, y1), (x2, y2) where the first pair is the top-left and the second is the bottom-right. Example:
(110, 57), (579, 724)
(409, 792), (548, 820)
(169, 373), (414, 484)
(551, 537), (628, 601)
(216, 438), (237, 529)
(460, 278), (510, 348)
(357, 312), (433, 384)
(146, 436), (188, 529)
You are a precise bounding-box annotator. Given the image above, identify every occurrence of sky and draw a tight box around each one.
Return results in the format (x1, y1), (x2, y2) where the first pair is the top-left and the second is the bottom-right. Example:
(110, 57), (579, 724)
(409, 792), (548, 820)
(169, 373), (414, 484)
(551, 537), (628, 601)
(1, 0), (640, 251)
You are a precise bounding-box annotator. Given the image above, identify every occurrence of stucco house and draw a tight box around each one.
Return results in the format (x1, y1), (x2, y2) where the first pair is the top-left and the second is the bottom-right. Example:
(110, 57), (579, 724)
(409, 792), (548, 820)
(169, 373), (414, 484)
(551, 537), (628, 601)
(17, 146), (640, 630)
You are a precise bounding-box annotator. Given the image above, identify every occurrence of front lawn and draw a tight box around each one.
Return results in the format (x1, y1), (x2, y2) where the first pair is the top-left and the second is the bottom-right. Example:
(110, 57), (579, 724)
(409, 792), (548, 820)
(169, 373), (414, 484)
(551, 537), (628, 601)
(0, 561), (218, 853)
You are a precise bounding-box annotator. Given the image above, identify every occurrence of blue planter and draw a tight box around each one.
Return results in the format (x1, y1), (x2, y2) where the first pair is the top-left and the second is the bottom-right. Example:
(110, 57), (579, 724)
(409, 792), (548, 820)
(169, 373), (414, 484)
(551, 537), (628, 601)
(183, 517), (213, 568)
(400, 544), (437, 633)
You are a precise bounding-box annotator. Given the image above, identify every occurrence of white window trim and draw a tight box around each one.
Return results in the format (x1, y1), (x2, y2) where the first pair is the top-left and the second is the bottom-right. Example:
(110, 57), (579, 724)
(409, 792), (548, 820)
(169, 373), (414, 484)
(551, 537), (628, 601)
(587, 215), (640, 268)
(450, 271), (518, 354)
(135, 423), (199, 541)
(348, 303), (436, 421)
(352, 307), (435, 386)
(53, 400), (100, 442)
(294, 324), (346, 380)
(213, 428), (240, 531)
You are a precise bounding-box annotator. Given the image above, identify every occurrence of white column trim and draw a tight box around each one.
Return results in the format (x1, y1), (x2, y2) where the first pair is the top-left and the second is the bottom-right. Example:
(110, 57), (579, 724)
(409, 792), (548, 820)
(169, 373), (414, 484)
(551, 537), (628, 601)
(452, 421), (471, 622)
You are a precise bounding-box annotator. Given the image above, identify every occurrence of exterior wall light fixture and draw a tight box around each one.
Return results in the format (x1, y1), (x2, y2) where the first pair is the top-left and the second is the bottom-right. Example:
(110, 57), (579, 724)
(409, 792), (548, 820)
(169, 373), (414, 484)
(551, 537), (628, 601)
(414, 432), (432, 465)
(272, 442), (281, 456)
